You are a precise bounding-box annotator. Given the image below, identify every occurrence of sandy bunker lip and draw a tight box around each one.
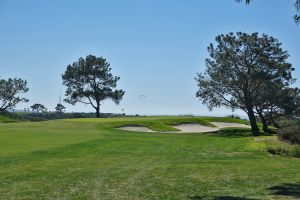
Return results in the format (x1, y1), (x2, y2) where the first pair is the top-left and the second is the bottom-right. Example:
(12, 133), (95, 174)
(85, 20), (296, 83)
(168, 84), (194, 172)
(117, 122), (250, 133)
(172, 124), (219, 133)
(116, 126), (155, 132)
(211, 122), (250, 129)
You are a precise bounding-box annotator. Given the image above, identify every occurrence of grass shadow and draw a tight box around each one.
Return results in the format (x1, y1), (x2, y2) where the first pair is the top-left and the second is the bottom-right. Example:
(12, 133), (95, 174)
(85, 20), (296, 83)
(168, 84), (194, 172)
(210, 128), (253, 138)
(189, 195), (257, 200)
(268, 183), (300, 198)
(210, 128), (275, 138)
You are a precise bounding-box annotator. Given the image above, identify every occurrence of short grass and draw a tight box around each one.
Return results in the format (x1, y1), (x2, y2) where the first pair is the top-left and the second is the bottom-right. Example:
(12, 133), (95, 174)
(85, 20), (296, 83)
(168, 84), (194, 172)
(0, 116), (299, 199)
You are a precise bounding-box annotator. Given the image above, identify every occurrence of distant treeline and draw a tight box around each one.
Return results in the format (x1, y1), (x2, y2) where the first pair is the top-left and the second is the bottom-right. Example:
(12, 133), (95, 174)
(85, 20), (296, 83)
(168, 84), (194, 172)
(0, 111), (131, 122)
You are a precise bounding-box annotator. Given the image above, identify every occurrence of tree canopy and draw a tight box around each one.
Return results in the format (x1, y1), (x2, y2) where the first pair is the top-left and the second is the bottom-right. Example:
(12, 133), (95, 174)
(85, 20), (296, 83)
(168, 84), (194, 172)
(236, 0), (300, 24)
(253, 85), (300, 130)
(0, 78), (29, 112)
(62, 55), (125, 118)
(55, 103), (66, 113)
(30, 103), (46, 114)
(195, 32), (296, 135)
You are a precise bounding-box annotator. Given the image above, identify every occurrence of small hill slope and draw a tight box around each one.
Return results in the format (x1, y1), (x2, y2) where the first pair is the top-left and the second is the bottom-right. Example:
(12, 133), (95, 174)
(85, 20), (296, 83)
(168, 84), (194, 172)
(0, 115), (18, 123)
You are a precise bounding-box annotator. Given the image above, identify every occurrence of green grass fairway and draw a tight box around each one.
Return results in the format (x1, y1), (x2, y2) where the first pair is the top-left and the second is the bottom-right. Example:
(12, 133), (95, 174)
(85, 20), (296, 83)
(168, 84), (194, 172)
(0, 116), (299, 199)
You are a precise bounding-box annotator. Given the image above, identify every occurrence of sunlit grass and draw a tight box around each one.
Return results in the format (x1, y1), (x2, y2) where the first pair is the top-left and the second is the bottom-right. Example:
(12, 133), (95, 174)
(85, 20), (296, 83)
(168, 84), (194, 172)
(0, 116), (299, 199)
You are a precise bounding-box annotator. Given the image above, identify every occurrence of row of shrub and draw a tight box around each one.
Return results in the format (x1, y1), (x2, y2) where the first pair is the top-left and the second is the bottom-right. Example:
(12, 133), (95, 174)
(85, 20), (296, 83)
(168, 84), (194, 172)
(277, 119), (300, 145)
(265, 118), (300, 158)
(267, 143), (300, 158)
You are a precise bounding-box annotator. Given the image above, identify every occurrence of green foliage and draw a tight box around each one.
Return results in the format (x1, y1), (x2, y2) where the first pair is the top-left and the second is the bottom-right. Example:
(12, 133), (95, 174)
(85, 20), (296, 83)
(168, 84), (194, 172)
(55, 103), (65, 113)
(62, 55), (125, 117)
(30, 103), (46, 114)
(256, 87), (300, 133)
(226, 114), (242, 120)
(196, 32), (295, 135)
(262, 130), (300, 158)
(267, 143), (300, 158)
(291, 145), (300, 157)
(0, 78), (29, 111)
(267, 144), (291, 156)
(277, 123), (300, 144)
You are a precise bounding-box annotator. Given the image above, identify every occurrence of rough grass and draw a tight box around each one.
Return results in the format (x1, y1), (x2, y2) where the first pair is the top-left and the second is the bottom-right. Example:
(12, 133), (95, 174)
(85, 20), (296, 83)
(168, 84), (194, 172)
(265, 140), (300, 158)
(0, 115), (18, 123)
(202, 116), (249, 124)
(160, 117), (216, 127)
(0, 116), (299, 199)
(210, 127), (252, 137)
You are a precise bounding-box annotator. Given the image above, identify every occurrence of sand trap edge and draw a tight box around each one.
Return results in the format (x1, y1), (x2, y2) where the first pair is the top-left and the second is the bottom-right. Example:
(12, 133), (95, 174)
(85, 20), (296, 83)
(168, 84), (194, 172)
(116, 122), (251, 134)
(116, 126), (156, 133)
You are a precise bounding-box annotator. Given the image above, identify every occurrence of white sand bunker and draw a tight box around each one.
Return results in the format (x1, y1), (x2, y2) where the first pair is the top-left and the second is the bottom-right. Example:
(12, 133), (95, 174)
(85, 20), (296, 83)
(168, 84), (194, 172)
(172, 124), (219, 133)
(117, 122), (250, 133)
(211, 122), (250, 129)
(117, 126), (155, 132)
(172, 122), (250, 133)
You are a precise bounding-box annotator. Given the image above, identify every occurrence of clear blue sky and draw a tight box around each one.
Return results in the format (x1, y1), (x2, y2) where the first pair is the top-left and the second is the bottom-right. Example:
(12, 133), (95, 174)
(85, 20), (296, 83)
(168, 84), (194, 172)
(0, 0), (299, 116)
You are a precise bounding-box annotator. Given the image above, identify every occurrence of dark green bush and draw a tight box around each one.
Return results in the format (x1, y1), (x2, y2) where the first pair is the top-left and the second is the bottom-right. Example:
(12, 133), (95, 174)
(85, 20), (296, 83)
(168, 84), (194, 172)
(290, 145), (300, 158)
(226, 114), (242, 119)
(267, 144), (300, 158)
(267, 145), (291, 156)
(277, 123), (300, 144)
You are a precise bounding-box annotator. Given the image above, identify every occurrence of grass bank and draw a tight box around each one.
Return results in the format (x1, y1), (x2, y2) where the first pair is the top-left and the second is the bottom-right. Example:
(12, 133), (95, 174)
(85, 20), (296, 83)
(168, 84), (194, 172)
(0, 115), (18, 123)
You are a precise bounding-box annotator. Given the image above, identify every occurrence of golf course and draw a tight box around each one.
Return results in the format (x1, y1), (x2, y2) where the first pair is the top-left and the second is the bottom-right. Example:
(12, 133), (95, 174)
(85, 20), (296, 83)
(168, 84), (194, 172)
(1, 1), (300, 199)
(0, 116), (299, 199)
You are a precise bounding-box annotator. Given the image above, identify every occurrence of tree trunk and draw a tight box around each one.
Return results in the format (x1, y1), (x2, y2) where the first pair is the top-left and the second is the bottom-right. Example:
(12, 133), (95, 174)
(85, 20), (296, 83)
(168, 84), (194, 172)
(95, 107), (100, 118)
(95, 101), (100, 118)
(258, 113), (268, 133)
(246, 107), (259, 136)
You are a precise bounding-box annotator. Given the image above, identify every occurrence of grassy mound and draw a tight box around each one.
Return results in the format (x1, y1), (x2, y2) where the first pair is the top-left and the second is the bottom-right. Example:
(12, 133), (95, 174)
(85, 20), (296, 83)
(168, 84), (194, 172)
(160, 117), (216, 127)
(103, 116), (240, 132)
(111, 120), (179, 132)
(202, 116), (250, 125)
(0, 115), (18, 123)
